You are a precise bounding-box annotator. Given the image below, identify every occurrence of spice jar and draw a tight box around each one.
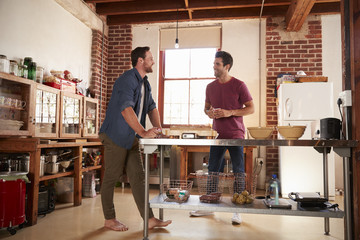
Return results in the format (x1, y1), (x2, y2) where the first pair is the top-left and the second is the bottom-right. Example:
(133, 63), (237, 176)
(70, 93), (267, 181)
(0, 55), (10, 73)
(36, 66), (44, 83)
(9, 60), (19, 76)
(28, 62), (37, 81)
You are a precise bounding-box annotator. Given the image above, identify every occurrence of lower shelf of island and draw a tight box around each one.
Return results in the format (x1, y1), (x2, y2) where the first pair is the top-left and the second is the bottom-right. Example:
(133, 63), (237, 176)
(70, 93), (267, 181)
(149, 195), (344, 218)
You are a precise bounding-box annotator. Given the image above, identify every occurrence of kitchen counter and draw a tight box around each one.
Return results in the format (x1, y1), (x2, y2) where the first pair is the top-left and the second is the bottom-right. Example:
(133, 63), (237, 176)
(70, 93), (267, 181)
(140, 138), (357, 148)
(139, 138), (358, 240)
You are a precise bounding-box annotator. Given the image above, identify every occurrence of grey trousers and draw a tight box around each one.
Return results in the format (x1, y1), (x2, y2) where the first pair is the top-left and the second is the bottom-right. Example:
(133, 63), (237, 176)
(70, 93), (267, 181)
(99, 133), (154, 220)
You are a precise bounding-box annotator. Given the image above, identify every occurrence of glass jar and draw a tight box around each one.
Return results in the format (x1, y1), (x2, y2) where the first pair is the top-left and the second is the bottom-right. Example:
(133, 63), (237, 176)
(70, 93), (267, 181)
(0, 55), (10, 73)
(23, 57), (32, 68)
(18, 59), (28, 78)
(28, 62), (37, 81)
(36, 66), (44, 83)
(9, 60), (18, 76)
(23, 57), (32, 79)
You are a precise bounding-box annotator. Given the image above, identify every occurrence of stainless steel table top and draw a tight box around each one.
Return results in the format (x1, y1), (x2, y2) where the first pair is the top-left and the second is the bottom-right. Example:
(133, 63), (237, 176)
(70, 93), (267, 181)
(140, 138), (358, 148)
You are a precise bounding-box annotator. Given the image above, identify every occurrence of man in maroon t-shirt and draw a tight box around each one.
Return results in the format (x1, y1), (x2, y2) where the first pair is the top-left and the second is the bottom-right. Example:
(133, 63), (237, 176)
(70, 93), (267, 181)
(190, 51), (254, 224)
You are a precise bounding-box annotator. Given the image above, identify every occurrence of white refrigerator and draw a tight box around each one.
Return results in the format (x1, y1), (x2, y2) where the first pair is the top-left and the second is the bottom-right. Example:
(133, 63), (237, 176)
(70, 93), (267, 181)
(277, 82), (336, 199)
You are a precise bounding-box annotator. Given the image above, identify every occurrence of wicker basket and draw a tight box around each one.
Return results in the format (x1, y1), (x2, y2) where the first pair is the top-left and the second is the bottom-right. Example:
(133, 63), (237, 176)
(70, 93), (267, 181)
(161, 180), (193, 203)
(196, 172), (257, 203)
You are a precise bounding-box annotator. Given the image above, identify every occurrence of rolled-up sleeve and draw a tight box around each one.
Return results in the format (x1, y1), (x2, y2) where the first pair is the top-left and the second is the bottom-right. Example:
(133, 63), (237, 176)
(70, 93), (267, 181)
(117, 74), (137, 112)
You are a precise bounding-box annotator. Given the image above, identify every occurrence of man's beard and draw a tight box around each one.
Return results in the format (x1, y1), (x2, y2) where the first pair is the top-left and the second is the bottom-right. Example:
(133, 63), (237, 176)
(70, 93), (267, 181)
(145, 65), (153, 73)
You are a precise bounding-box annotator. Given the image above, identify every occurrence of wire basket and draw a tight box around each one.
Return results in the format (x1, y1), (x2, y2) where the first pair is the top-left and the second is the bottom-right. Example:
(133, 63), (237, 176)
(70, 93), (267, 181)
(161, 180), (193, 203)
(196, 172), (257, 203)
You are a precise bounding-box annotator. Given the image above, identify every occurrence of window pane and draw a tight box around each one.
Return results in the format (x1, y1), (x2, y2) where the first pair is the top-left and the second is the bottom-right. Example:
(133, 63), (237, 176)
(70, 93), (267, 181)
(164, 81), (189, 124)
(189, 80), (213, 125)
(190, 48), (216, 78)
(164, 49), (190, 78)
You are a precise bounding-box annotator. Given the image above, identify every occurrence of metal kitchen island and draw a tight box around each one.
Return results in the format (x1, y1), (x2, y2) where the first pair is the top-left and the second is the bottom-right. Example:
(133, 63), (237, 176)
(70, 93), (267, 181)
(139, 138), (358, 240)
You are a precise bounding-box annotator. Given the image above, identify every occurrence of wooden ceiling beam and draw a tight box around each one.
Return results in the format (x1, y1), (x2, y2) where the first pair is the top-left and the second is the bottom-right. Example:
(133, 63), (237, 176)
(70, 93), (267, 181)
(96, 0), (339, 16)
(96, 0), (185, 15)
(84, 0), (133, 3)
(184, 0), (193, 20)
(106, 2), (340, 25)
(286, 0), (316, 31)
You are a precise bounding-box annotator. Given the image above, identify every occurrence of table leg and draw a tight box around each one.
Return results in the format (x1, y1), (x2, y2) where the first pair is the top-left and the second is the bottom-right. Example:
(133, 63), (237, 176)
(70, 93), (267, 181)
(322, 149), (329, 235)
(159, 146), (164, 220)
(180, 147), (187, 180)
(343, 156), (352, 240)
(143, 153), (150, 240)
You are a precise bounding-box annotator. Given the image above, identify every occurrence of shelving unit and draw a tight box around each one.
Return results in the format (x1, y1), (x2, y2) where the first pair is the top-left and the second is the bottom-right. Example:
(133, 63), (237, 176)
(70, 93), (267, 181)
(0, 138), (104, 226)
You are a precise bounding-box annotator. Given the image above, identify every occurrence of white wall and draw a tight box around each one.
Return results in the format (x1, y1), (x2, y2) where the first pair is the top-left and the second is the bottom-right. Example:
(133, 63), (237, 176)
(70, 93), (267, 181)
(0, 0), (92, 87)
(322, 14), (343, 190)
(133, 19), (268, 188)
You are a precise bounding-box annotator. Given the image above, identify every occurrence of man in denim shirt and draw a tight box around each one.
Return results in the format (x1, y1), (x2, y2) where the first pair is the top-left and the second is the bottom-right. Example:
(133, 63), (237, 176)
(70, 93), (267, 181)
(99, 46), (171, 231)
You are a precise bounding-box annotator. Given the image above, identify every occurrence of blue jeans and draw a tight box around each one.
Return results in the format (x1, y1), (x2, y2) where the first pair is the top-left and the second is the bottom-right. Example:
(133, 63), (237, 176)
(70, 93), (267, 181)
(207, 146), (245, 194)
(208, 146), (244, 173)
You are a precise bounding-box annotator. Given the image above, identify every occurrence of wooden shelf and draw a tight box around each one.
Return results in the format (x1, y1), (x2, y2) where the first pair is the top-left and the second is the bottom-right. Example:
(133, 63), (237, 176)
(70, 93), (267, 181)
(0, 105), (25, 111)
(81, 165), (102, 172)
(39, 171), (74, 181)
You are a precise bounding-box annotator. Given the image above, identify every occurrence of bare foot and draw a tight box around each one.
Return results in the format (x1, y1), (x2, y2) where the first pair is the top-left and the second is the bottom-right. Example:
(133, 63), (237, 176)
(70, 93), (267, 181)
(148, 217), (172, 230)
(104, 219), (129, 231)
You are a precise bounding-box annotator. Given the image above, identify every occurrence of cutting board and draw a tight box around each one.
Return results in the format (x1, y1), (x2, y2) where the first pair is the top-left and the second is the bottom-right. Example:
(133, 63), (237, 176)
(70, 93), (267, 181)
(297, 76), (328, 82)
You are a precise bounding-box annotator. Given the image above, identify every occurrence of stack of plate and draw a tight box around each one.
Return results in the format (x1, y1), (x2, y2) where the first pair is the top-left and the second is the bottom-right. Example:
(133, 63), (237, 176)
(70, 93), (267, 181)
(0, 119), (24, 131)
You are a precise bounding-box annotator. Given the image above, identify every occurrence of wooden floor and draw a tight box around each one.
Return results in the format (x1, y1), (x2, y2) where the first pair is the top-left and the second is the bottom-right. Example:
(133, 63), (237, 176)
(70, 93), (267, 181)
(0, 185), (345, 240)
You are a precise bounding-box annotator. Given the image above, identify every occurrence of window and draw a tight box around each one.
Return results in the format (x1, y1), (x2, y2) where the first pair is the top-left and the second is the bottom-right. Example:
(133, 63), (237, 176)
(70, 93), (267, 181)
(159, 48), (216, 126)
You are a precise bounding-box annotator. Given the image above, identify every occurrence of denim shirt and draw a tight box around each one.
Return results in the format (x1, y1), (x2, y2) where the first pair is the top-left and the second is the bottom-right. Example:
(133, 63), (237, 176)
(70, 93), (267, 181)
(99, 68), (156, 149)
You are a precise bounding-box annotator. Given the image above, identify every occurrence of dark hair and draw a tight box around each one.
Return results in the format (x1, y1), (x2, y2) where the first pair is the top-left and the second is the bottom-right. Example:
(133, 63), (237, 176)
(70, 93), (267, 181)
(215, 51), (233, 71)
(131, 46), (150, 67)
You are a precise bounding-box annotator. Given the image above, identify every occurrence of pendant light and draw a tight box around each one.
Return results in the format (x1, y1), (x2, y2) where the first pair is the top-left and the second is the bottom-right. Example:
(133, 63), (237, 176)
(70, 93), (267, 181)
(175, 9), (179, 48)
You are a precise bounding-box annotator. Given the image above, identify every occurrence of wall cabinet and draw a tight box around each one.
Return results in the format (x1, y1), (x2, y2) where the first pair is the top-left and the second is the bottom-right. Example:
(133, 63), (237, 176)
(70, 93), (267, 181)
(34, 84), (60, 138)
(59, 92), (82, 138)
(0, 72), (35, 136)
(83, 97), (99, 138)
(0, 72), (99, 138)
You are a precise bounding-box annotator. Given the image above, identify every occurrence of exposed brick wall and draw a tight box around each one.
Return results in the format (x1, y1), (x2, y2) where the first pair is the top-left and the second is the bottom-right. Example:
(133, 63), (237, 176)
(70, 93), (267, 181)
(91, 29), (108, 126)
(92, 24), (132, 126)
(265, 16), (323, 180)
(107, 25), (133, 105)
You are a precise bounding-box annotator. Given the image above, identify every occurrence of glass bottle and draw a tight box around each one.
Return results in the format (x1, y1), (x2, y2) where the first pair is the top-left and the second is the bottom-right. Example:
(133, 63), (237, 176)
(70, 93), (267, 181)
(28, 62), (37, 81)
(23, 57), (32, 80)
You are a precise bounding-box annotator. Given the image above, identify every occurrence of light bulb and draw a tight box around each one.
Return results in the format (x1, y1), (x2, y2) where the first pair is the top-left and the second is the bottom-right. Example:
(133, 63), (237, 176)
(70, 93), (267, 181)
(175, 38), (179, 49)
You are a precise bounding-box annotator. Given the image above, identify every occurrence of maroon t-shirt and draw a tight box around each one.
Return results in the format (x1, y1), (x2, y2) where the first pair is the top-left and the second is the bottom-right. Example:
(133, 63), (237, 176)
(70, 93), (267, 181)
(205, 77), (253, 139)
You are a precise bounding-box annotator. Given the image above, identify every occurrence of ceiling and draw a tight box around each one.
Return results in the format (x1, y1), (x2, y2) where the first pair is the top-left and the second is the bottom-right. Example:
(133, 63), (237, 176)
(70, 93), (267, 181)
(84, 0), (340, 31)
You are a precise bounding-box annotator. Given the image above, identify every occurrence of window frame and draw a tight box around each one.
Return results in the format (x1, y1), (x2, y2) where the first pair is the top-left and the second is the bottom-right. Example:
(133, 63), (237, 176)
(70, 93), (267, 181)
(158, 50), (216, 128)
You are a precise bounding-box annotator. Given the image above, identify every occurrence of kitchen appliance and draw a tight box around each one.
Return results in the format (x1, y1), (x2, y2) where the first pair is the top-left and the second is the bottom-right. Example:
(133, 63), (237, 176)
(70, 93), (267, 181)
(38, 185), (55, 215)
(278, 82), (336, 199)
(288, 192), (328, 208)
(320, 117), (341, 139)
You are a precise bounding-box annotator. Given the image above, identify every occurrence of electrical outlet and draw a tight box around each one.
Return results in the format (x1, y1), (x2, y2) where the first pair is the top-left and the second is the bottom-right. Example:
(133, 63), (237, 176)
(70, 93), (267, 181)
(255, 157), (264, 164)
(338, 90), (352, 107)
